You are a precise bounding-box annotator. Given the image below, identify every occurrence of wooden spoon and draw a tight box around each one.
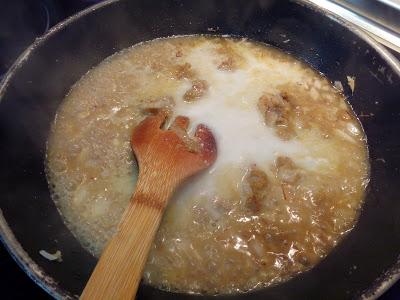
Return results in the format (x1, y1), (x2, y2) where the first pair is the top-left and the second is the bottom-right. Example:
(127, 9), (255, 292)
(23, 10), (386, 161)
(81, 110), (217, 300)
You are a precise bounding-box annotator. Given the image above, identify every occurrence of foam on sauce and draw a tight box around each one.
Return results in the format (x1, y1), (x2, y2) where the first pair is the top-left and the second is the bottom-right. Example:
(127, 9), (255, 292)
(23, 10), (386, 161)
(46, 36), (369, 294)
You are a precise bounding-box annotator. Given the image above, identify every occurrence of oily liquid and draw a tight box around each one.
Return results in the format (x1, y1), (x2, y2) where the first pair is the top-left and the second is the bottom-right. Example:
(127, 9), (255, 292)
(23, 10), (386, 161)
(46, 36), (369, 294)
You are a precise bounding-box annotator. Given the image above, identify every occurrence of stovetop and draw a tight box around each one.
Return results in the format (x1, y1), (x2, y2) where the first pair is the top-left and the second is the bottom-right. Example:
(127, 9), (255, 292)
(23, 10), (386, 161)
(0, 1), (399, 299)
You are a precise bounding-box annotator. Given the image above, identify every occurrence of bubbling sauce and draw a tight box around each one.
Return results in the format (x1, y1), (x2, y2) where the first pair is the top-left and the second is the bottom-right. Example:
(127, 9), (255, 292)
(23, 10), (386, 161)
(46, 36), (369, 294)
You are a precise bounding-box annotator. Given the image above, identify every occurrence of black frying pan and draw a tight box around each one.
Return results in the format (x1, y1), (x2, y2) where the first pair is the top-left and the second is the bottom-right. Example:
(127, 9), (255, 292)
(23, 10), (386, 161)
(1, 0), (400, 299)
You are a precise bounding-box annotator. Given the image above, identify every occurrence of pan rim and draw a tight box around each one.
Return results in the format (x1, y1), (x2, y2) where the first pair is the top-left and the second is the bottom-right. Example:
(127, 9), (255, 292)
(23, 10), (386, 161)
(0, 0), (399, 299)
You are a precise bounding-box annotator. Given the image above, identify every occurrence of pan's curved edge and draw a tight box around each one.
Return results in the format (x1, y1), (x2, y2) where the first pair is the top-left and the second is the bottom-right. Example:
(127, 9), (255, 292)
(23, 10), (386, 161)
(296, 1), (400, 299)
(0, 1), (121, 299)
(0, 0), (119, 100)
(0, 210), (73, 299)
(298, 0), (400, 76)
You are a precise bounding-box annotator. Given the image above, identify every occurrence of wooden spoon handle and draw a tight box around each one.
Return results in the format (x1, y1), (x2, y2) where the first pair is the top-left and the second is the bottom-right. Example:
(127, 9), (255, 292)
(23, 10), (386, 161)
(81, 112), (216, 299)
(81, 194), (165, 300)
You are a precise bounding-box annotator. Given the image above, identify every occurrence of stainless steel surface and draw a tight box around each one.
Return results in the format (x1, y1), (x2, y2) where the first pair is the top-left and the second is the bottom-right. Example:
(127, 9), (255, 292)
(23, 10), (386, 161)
(377, 0), (400, 11)
(333, 0), (400, 34)
(309, 0), (400, 52)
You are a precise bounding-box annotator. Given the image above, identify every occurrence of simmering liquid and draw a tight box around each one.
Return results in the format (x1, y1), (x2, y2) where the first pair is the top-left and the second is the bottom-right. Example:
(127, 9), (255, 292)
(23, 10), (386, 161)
(46, 36), (369, 294)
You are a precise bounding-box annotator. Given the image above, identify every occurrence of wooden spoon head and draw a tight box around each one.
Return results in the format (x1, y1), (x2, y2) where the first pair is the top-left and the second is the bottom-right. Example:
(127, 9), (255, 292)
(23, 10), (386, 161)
(131, 110), (217, 185)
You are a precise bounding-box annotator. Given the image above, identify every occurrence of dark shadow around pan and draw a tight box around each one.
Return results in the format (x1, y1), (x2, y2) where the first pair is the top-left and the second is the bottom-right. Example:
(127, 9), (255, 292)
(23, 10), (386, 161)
(0, 0), (399, 299)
